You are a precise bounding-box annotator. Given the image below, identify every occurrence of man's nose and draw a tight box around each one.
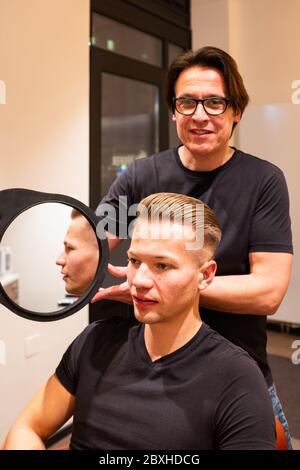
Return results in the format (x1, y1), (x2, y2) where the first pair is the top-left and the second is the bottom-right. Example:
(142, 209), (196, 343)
(192, 102), (209, 120)
(56, 253), (66, 267)
(132, 264), (153, 289)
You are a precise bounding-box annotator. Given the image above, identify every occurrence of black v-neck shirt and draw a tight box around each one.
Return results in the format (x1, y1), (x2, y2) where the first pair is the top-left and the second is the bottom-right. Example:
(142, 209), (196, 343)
(56, 318), (275, 450)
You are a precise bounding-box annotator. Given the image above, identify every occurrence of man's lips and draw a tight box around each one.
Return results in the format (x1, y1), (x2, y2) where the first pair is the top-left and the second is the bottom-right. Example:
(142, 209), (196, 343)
(190, 128), (213, 135)
(133, 295), (158, 307)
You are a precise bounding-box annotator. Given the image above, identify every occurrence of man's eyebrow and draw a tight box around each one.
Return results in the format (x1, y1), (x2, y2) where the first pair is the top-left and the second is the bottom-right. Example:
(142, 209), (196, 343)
(64, 239), (74, 247)
(178, 93), (226, 99)
(127, 250), (140, 258)
(152, 255), (175, 260)
(127, 250), (178, 261)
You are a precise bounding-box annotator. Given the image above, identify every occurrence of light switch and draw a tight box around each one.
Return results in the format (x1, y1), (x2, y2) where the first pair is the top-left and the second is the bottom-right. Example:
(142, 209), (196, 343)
(0, 339), (6, 365)
(24, 334), (41, 358)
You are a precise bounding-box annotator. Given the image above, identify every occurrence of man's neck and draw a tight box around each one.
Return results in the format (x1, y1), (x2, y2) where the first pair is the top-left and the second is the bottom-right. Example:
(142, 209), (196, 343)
(144, 312), (202, 362)
(178, 145), (235, 172)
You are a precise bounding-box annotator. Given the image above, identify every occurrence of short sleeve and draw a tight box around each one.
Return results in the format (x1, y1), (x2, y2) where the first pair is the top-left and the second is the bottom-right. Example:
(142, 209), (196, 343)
(214, 354), (276, 450)
(55, 323), (96, 395)
(249, 166), (293, 253)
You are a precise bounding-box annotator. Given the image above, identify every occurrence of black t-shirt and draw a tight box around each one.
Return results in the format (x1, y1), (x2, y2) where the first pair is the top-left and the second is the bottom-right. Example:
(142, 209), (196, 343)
(56, 318), (275, 450)
(97, 148), (293, 385)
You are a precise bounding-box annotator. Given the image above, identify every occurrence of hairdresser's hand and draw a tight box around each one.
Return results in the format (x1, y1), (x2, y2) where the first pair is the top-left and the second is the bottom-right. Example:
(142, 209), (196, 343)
(91, 263), (133, 305)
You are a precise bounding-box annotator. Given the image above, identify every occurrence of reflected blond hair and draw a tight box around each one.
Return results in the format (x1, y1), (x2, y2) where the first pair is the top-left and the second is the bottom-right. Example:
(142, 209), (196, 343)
(70, 208), (98, 245)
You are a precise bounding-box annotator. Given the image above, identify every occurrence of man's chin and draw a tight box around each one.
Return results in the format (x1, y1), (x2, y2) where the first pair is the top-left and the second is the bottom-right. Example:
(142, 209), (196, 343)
(66, 286), (82, 297)
(133, 307), (161, 324)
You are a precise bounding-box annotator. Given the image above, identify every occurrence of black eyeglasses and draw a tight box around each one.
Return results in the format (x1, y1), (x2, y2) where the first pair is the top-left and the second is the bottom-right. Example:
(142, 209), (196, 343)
(173, 97), (230, 116)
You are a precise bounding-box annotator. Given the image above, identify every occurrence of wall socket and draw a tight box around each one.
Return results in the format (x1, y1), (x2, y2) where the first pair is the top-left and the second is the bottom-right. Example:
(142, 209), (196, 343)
(0, 340), (6, 365)
(24, 334), (41, 358)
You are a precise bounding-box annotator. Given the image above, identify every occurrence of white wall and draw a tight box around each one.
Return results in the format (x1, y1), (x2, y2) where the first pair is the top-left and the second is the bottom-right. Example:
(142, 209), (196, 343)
(192, 0), (229, 51)
(238, 103), (299, 324)
(191, 0), (300, 324)
(0, 0), (90, 442)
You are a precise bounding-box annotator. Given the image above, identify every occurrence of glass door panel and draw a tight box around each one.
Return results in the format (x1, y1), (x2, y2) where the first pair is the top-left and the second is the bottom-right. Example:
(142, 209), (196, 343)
(101, 73), (159, 197)
(92, 13), (162, 67)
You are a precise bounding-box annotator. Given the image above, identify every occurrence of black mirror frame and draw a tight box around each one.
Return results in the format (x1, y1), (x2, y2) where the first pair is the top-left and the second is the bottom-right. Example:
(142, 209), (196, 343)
(0, 188), (109, 321)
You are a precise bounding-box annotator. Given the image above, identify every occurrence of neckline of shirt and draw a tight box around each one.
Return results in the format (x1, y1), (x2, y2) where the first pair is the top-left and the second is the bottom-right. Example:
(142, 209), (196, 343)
(174, 146), (239, 177)
(137, 322), (209, 367)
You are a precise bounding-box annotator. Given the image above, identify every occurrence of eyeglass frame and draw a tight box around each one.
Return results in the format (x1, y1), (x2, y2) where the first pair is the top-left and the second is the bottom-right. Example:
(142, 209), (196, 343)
(173, 96), (231, 116)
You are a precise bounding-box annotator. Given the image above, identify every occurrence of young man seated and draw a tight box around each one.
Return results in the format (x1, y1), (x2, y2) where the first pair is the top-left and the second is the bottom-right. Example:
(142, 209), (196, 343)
(2, 193), (275, 450)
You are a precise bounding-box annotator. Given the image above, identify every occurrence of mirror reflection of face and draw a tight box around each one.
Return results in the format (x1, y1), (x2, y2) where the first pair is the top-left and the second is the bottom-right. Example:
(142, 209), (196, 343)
(56, 211), (99, 297)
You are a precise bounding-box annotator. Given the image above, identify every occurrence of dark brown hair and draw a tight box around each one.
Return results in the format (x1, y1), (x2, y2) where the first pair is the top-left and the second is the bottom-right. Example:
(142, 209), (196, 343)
(167, 46), (249, 117)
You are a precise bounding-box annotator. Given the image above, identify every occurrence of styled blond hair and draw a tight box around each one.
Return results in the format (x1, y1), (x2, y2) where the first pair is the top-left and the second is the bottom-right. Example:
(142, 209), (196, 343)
(136, 193), (221, 258)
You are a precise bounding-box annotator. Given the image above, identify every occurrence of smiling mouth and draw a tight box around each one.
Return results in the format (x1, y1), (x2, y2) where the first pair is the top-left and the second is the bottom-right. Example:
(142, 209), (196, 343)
(190, 129), (213, 135)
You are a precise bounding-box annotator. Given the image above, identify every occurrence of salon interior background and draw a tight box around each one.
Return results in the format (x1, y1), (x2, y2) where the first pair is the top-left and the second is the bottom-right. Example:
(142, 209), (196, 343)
(0, 0), (299, 443)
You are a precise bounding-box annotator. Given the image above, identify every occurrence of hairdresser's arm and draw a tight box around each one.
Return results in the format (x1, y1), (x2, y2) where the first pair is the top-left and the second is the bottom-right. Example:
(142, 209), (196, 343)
(200, 252), (292, 315)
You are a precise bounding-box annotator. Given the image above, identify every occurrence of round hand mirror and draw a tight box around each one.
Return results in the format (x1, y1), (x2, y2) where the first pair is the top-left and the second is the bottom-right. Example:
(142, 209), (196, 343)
(0, 189), (108, 321)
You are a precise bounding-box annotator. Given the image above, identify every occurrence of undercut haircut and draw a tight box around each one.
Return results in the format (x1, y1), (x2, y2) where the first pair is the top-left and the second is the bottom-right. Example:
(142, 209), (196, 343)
(136, 192), (222, 258)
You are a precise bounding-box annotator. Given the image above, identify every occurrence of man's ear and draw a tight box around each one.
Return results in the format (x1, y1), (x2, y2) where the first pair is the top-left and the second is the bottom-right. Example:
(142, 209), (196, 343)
(198, 260), (217, 291)
(233, 108), (241, 124)
(172, 113), (176, 122)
